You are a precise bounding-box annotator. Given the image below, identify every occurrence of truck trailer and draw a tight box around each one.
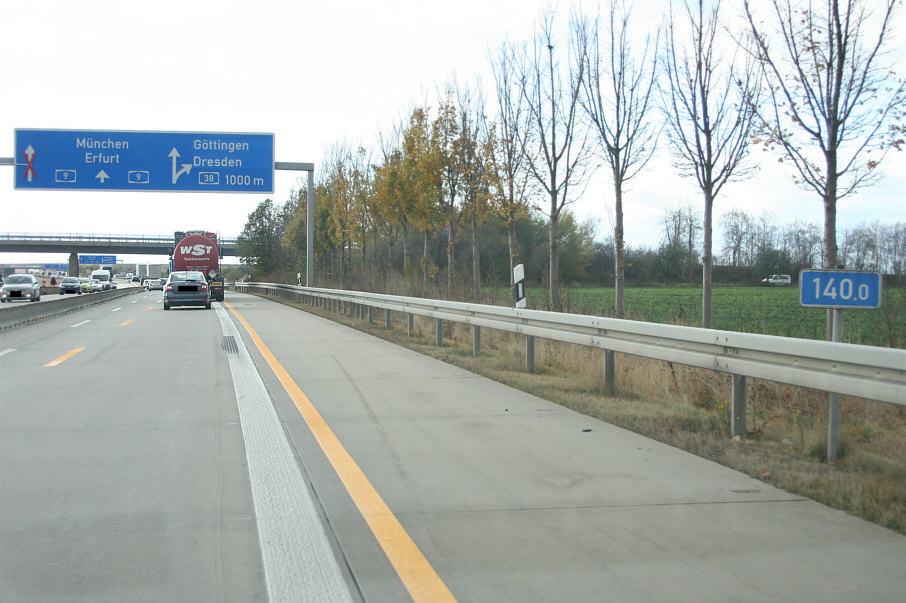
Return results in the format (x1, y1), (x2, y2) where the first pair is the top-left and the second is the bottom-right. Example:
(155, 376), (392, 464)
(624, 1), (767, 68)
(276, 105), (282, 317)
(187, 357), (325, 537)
(171, 231), (224, 301)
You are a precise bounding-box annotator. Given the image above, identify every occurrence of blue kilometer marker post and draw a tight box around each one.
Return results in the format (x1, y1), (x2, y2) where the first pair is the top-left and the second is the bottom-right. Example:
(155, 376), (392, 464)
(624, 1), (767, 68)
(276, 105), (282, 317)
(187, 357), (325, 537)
(14, 129), (274, 193)
(799, 269), (882, 309)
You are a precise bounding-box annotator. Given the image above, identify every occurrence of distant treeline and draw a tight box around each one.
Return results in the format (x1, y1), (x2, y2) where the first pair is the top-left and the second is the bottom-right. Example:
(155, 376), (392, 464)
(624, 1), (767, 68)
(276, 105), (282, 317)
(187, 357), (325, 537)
(237, 197), (904, 295)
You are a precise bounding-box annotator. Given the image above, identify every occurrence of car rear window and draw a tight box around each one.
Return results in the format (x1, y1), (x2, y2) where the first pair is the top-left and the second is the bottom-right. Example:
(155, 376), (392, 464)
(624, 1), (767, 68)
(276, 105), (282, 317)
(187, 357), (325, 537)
(170, 272), (205, 282)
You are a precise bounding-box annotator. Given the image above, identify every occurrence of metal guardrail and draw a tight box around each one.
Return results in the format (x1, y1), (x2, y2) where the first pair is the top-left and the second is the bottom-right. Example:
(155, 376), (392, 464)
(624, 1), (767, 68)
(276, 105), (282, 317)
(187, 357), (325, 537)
(234, 283), (906, 427)
(0, 287), (144, 331)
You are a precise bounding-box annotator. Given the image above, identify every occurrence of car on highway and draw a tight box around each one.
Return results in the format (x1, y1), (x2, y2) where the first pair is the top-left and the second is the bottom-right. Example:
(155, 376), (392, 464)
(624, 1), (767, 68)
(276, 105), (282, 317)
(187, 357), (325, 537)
(90, 278), (104, 293)
(79, 277), (92, 293)
(163, 271), (211, 310)
(1, 274), (42, 302)
(132, 276), (141, 283)
(147, 278), (164, 291)
(58, 276), (82, 295)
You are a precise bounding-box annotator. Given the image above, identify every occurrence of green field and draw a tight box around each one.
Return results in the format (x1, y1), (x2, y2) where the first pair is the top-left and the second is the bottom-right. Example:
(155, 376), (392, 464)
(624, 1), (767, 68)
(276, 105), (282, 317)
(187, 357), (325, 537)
(503, 286), (905, 348)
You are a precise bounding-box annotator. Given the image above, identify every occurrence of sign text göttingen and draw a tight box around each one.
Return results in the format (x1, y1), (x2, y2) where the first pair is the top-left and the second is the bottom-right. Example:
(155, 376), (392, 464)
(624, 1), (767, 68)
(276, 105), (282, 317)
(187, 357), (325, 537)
(14, 129), (274, 193)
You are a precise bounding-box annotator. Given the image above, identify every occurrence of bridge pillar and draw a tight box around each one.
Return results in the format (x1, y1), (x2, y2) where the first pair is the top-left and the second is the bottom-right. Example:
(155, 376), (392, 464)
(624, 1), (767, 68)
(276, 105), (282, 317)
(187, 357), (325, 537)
(68, 253), (79, 276)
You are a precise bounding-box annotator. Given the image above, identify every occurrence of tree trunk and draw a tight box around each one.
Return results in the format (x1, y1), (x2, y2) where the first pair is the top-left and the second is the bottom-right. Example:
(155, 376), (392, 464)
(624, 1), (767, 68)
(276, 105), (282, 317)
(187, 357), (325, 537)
(824, 148), (839, 339)
(447, 219), (455, 295)
(471, 211), (481, 301)
(424, 230), (430, 287)
(372, 228), (378, 278)
(614, 175), (625, 319)
(507, 220), (519, 288)
(401, 222), (410, 273)
(702, 190), (714, 328)
(549, 207), (561, 312)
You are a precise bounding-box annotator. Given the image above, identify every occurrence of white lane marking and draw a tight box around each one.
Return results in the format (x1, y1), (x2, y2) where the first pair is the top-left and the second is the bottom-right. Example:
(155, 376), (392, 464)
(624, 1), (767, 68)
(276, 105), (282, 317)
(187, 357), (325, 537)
(111, 307), (122, 312)
(71, 320), (92, 328)
(0, 348), (17, 357)
(215, 306), (353, 603)
(131, 300), (139, 304)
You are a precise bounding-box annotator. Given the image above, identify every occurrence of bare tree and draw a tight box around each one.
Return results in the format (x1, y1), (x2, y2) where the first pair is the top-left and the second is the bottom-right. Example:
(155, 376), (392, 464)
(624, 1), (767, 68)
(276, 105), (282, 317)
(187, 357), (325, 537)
(457, 80), (491, 301)
(517, 7), (593, 311)
(661, 0), (760, 327)
(434, 88), (463, 294)
(489, 40), (533, 288)
(576, 0), (660, 318)
(743, 0), (906, 271)
(720, 207), (755, 265)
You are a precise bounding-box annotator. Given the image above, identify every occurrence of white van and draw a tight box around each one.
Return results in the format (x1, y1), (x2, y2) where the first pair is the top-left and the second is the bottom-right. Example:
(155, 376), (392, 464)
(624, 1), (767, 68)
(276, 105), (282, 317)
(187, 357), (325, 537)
(90, 269), (112, 290)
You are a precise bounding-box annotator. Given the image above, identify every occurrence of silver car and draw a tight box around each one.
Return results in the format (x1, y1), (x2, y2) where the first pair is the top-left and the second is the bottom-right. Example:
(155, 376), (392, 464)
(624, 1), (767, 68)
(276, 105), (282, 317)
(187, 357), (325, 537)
(1, 274), (42, 302)
(163, 271), (211, 310)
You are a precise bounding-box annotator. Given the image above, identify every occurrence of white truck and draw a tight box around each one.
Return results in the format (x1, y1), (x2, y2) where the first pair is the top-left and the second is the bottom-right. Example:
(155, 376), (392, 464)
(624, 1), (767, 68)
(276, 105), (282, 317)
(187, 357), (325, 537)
(761, 274), (792, 286)
(90, 268), (113, 290)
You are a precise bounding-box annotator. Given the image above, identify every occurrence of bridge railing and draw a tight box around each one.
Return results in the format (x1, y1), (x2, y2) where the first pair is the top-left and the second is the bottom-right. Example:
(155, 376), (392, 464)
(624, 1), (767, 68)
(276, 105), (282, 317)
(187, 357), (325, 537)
(0, 233), (238, 245)
(233, 282), (906, 438)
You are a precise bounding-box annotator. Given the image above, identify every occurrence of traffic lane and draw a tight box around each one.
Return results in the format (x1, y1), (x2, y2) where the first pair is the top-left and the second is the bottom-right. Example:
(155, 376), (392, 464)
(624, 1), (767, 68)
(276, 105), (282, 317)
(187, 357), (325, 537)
(228, 291), (906, 602)
(0, 297), (266, 602)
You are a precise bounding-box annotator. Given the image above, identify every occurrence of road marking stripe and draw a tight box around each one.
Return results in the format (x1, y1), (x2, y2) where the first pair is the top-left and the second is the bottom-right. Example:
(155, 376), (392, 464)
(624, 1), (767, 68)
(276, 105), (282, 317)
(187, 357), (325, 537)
(215, 307), (353, 603)
(119, 319), (133, 326)
(224, 301), (455, 603)
(0, 348), (17, 357)
(71, 320), (91, 328)
(112, 307), (122, 312)
(45, 347), (85, 367)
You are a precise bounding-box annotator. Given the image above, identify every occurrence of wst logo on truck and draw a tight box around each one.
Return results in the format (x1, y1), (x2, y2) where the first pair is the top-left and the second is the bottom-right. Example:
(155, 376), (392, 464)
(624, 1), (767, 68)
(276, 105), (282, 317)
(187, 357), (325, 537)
(181, 244), (213, 257)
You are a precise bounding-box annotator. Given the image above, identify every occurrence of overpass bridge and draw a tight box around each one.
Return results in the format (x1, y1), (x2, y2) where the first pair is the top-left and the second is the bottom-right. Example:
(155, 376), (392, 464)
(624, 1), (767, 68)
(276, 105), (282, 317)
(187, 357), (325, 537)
(0, 233), (238, 257)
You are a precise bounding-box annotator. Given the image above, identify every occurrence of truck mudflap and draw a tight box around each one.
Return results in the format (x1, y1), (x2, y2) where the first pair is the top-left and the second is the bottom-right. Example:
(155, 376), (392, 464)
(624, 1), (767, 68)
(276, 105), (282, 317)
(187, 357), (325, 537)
(210, 280), (224, 301)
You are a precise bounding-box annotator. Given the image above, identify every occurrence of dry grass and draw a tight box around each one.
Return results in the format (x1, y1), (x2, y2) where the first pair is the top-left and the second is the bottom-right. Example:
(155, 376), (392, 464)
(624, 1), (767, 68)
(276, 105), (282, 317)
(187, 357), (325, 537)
(271, 295), (906, 535)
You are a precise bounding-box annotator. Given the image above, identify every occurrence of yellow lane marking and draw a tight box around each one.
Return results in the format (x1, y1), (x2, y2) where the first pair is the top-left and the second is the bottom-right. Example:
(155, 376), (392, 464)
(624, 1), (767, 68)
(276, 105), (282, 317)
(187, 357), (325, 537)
(120, 319), (134, 326)
(45, 347), (85, 367)
(146, 307), (154, 311)
(224, 301), (455, 603)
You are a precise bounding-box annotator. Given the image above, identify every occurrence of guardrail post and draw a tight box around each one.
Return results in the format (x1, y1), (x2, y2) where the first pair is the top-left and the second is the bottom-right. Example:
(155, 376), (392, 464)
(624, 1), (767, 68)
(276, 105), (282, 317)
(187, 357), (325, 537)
(473, 325), (481, 356)
(827, 308), (844, 462)
(436, 319), (443, 346)
(526, 335), (535, 373)
(732, 375), (747, 439)
(368, 306), (373, 324)
(407, 313), (414, 337)
(603, 350), (615, 396)
(385, 310), (392, 330)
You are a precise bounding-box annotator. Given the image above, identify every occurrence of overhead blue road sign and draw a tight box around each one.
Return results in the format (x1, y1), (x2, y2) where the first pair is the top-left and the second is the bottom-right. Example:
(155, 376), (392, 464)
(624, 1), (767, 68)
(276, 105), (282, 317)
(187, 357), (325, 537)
(79, 255), (116, 265)
(800, 270), (882, 309)
(14, 129), (274, 193)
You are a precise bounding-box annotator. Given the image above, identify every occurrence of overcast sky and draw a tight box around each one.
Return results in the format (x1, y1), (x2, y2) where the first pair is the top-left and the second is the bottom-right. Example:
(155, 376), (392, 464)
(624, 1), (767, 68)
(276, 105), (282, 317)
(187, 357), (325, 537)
(2, 0), (904, 265)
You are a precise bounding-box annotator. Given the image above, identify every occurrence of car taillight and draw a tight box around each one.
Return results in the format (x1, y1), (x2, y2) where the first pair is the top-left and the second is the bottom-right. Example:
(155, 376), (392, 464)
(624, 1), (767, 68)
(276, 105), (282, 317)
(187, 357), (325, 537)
(166, 284), (173, 292)
(201, 282), (208, 291)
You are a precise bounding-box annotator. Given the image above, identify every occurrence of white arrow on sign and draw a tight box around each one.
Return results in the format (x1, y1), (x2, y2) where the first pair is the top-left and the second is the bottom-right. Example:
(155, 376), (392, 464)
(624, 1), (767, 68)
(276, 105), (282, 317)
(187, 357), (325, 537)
(95, 170), (110, 183)
(24, 145), (36, 182)
(169, 147), (193, 184)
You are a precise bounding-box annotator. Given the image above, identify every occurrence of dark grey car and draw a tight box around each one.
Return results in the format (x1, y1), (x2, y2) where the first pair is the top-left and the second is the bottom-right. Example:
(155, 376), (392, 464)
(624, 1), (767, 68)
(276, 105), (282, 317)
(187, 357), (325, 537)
(59, 276), (82, 295)
(163, 271), (211, 310)
(1, 274), (41, 302)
